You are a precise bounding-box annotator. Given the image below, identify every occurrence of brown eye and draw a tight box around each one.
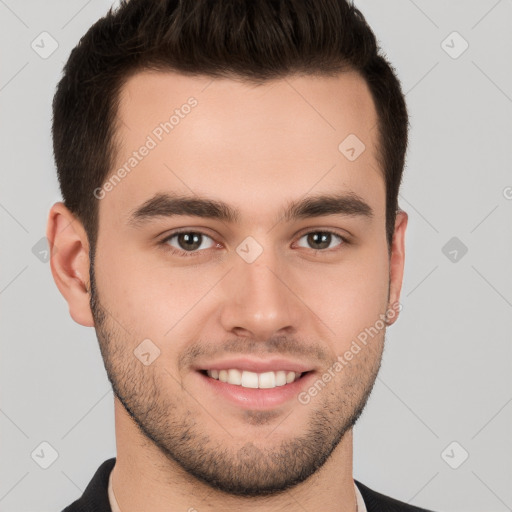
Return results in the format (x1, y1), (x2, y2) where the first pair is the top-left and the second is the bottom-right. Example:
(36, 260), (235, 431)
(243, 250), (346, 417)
(164, 232), (215, 253)
(296, 231), (344, 251)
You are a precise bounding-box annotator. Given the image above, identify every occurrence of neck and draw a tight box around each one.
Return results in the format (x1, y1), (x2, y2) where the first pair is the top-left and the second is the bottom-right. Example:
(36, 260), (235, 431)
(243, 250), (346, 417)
(112, 399), (358, 512)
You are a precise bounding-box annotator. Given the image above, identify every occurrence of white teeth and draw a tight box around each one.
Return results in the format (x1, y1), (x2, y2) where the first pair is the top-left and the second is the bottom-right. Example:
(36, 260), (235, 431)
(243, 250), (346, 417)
(241, 371), (259, 388)
(275, 371), (287, 386)
(258, 371), (275, 389)
(205, 369), (303, 388)
(228, 368), (242, 385)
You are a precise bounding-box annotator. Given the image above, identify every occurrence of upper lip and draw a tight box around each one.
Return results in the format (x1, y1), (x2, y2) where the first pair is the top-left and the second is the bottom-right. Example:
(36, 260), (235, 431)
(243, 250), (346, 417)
(195, 357), (315, 374)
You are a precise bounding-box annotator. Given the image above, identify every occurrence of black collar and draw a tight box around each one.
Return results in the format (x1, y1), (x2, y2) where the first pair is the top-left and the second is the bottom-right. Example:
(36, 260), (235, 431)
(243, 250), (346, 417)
(61, 457), (434, 512)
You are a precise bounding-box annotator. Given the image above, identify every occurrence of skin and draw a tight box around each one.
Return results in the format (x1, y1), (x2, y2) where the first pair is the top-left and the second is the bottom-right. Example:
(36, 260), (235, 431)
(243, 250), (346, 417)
(47, 69), (407, 512)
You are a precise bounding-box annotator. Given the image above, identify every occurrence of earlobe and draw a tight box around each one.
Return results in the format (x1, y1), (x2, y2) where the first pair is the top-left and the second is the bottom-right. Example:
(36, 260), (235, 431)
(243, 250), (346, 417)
(46, 202), (95, 327)
(387, 210), (408, 326)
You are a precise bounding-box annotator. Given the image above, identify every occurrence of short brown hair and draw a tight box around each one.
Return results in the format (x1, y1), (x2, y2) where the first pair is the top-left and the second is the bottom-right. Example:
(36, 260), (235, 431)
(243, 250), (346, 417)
(52, 0), (408, 252)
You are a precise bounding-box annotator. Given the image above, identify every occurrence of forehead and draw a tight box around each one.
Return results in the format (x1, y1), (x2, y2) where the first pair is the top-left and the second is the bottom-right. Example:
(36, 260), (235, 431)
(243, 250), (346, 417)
(105, 69), (383, 225)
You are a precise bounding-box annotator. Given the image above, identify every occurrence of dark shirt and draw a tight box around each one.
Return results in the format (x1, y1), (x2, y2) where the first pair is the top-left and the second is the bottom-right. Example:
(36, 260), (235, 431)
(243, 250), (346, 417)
(61, 457), (435, 512)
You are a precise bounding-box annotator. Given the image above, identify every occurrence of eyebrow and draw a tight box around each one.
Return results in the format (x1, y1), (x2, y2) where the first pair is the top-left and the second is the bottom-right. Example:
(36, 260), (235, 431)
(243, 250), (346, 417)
(127, 191), (373, 227)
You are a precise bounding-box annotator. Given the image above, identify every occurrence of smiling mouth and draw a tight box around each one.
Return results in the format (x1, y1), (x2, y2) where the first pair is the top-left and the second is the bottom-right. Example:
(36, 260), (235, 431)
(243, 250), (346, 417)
(199, 369), (312, 389)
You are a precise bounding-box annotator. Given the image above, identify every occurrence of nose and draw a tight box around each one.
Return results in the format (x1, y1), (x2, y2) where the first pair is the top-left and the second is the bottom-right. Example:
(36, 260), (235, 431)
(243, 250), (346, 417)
(219, 249), (303, 341)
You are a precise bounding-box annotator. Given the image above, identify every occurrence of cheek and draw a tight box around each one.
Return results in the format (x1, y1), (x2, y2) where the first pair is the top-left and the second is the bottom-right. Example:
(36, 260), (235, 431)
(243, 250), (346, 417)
(302, 252), (389, 342)
(94, 244), (220, 339)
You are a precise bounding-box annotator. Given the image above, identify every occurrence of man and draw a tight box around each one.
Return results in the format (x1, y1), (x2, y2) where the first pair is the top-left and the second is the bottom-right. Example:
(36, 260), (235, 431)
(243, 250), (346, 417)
(48, 0), (435, 510)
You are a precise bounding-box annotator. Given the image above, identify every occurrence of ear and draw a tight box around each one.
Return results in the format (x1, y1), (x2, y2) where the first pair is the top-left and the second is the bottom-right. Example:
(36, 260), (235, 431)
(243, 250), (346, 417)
(386, 210), (408, 326)
(46, 202), (95, 327)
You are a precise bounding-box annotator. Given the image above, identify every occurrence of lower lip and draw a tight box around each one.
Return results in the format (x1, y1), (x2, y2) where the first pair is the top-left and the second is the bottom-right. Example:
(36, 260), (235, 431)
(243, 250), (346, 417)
(196, 371), (316, 410)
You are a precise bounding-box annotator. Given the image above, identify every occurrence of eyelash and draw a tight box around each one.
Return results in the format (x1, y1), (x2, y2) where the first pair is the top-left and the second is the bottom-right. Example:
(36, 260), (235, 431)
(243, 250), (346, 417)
(159, 229), (349, 258)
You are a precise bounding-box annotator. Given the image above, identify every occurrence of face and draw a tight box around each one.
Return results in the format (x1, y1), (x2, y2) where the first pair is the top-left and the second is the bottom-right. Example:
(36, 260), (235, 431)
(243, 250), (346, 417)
(82, 70), (405, 496)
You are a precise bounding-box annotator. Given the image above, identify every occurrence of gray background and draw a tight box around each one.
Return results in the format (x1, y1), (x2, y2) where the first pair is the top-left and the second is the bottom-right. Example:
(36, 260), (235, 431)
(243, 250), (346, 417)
(1, 1), (511, 511)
